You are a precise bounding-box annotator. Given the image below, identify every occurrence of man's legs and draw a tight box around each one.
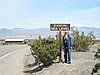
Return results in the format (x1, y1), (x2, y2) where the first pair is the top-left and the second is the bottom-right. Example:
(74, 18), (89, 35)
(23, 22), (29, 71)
(64, 48), (67, 63)
(67, 48), (71, 64)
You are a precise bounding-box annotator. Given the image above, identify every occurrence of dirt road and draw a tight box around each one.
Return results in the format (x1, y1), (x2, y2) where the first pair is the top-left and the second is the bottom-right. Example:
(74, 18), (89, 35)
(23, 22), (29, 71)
(0, 45), (29, 75)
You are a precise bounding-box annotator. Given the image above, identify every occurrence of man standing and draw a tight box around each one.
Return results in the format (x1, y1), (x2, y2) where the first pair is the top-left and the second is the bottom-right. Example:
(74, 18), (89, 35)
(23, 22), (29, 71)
(62, 32), (72, 64)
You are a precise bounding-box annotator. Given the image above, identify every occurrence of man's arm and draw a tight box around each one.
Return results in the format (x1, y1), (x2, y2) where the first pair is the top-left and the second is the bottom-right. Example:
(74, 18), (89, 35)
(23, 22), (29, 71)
(70, 37), (72, 47)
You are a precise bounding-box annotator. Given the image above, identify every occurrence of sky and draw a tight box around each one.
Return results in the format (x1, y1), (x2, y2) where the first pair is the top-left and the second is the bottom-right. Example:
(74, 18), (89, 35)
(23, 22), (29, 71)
(0, 0), (100, 29)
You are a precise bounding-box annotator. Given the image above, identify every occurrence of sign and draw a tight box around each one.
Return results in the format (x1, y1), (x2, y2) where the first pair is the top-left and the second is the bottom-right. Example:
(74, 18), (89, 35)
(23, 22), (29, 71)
(50, 24), (70, 31)
(50, 23), (71, 62)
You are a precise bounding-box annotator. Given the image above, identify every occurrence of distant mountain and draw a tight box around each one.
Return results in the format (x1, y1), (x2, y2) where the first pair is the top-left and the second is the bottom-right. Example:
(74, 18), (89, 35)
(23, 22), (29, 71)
(0, 28), (56, 36)
(0, 27), (100, 37)
(76, 27), (100, 38)
(0, 28), (15, 35)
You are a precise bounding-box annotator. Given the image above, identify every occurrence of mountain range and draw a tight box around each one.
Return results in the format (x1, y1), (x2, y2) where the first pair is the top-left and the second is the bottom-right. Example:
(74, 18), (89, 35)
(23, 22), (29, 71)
(0, 27), (100, 38)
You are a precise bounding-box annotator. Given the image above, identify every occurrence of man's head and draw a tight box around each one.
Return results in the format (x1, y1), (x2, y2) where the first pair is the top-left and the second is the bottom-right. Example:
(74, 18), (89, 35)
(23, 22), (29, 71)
(63, 32), (69, 39)
(64, 32), (69, 36)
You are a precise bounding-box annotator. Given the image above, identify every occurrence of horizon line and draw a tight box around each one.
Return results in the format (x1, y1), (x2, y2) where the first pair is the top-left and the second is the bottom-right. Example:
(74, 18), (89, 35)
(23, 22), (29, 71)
(0, 26), (100, 29)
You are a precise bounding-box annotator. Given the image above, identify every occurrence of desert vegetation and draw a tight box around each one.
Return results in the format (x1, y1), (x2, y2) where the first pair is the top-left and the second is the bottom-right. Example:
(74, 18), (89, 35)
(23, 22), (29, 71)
(30, 35), (59, 67)
(29, 29), (96, 67)
(91, 48), (100, 75)
(72, 30), (95, 52)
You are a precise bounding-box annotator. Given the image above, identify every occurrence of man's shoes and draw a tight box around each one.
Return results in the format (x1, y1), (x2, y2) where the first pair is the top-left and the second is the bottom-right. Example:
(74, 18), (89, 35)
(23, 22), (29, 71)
(63, 61), (71, 64)
(67, 61), (71, 64)
(63, 61), (67, 63)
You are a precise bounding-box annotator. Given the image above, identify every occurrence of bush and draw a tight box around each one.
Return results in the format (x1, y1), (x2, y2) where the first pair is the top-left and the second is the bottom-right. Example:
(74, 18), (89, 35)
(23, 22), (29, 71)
(72, 30), (95, 52)
(30, 36), (59, 67)
(91, 48), (100, 75)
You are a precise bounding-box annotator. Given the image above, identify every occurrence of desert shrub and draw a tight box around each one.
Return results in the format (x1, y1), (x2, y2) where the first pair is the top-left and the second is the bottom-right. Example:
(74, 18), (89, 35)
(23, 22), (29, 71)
(30, 35), (59, 67)
(72, 30), (95, 52)
(91, 48), (100, 75)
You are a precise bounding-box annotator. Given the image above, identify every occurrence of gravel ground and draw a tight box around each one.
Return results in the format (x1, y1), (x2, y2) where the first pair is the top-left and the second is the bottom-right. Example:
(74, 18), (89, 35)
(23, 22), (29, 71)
(23, 49), (99, 75)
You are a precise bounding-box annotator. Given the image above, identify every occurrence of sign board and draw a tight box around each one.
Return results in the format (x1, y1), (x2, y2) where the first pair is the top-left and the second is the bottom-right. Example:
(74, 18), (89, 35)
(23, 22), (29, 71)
(50, 23), (71, 62)
(50, 24), (70, 31)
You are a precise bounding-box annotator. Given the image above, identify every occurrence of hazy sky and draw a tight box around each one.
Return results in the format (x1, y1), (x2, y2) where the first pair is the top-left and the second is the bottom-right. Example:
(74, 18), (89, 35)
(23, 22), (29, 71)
(0, 0), (100, 29)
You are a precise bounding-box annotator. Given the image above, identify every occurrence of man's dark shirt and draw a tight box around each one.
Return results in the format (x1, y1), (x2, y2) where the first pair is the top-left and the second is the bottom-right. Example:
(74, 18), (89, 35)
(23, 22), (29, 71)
(63, 37), (68, 48)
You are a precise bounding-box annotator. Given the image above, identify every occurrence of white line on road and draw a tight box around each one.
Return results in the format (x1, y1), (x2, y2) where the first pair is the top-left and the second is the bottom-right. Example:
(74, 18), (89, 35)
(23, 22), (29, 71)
(0, 48), (26, 60)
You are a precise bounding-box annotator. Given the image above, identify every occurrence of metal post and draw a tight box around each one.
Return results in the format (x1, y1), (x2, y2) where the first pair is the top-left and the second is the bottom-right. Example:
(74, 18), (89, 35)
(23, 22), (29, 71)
(59, 31), (62, 62)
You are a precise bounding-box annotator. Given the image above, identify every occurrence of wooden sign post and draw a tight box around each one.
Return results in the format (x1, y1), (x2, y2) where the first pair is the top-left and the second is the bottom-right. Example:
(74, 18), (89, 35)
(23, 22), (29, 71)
(50, 24), (70, 62)
(59, 31), (62, 62)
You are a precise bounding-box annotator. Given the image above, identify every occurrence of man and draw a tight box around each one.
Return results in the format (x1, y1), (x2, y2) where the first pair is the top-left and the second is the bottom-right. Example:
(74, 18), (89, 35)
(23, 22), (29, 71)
(62, 32), (72, 64)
